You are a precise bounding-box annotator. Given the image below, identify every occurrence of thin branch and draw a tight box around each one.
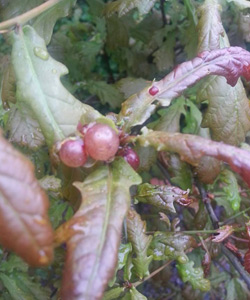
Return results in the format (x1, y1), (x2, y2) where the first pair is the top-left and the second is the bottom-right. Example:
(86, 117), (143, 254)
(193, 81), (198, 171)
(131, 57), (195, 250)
(198, 183), (219, 229)
(222, 245), (250, 290)
(197, 182), (250, 290)
(0, 0), (62, 31)
(157, 160), (173, 184)
(133, 260), (172, 288)
(220, 207), (250, 226)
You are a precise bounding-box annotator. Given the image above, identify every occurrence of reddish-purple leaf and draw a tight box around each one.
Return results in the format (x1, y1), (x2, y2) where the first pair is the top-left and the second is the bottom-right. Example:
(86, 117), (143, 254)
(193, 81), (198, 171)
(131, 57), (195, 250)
(156, 47), (250, 100)
(137, 129), (250, 188)
(118, 46), (250, 132)
(54, 158), (141, 300)
(0, 133), (53, 266)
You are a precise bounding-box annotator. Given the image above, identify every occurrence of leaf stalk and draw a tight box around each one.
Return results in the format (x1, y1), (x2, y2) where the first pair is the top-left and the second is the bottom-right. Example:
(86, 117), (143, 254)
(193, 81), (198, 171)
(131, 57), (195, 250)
(0, 0), (62, 31)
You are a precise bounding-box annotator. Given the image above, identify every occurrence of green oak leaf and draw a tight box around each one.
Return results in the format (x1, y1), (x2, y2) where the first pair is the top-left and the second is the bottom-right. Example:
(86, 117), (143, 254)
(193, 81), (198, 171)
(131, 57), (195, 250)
(11, 25), (100, 147)
(197, 0), (250, 146)
(177, 260), (211, 291)
(127, 209), (153, 279)
(150, 232), (196, 262)
(135, 183), (189, 213)
(212, 169), (241, 215)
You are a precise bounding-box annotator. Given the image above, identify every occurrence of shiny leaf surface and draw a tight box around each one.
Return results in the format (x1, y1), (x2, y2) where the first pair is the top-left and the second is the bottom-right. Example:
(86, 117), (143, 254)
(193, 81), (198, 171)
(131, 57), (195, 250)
(126, 209), (153, 279)
(177, 260), (211, 291)
(137, 129), (250, 188)
(136, 183), (190, 213)
(11, 26), (100, 147)
(0, 132), (53, 266)
(55, 158), (141, 300)
(118, 46), (250, 132)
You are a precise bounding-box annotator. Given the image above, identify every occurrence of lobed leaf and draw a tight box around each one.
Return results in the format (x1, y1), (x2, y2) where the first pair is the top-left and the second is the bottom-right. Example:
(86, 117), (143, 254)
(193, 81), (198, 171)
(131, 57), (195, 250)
(137, 129), (250, 188)
(104, 0), (157, 18)
(55, 158), (141, 300)
(135, 183), (190, 213)
(150, 232), (197, 262)
(109, 243), (132, 286)
(159, 152), (193, 190)
(177, 260), (211, 291)
(0, 132), (53, 266)
(118, 46), (250, 132)
(214, 170), (241, 213)
(197, 0), (250, 145)
(126, 209), (153, 279)
(32, 0), (76, 45)
(151, 97), (186, 133)
(11, 26), (101, 147)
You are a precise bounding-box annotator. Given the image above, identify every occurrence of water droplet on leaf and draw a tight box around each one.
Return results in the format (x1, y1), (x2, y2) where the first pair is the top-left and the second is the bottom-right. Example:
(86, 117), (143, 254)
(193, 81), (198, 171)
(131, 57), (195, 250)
(33, 47), (49, 60)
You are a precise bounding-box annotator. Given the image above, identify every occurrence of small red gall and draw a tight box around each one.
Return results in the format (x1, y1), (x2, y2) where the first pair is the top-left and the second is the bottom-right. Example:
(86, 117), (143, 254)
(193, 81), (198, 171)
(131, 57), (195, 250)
(84, 123), (119, 161)
(117, 147), (140, 170)
(149, 86), (159, 96)
(59, 138), (87, 168)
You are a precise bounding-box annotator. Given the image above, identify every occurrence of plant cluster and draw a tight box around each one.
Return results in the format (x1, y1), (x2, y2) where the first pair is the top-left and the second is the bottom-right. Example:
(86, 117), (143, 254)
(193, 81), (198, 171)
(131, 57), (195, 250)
(1, 0), (250, 299)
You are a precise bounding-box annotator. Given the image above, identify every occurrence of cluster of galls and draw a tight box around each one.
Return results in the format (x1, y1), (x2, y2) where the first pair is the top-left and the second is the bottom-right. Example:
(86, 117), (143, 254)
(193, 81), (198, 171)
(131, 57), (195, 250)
(58, 122), (140, 170)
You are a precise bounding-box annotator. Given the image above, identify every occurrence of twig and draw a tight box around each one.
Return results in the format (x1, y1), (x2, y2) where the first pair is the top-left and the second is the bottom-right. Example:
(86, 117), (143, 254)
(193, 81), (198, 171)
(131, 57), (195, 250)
(197, 183), (219, 229)
(0, 0), (61, 31)
(197, 182), (250, 290)
(133, 260), (172, 288)
(160, 0), (167, 27)
(222, 246), (250, 290)
(157, 160), (173, 184)
(220, 207), (250, 226)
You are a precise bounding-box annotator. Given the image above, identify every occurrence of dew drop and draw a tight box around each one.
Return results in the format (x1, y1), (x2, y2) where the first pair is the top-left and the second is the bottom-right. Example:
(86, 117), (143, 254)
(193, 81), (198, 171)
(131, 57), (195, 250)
(33, 47), (49, 60)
